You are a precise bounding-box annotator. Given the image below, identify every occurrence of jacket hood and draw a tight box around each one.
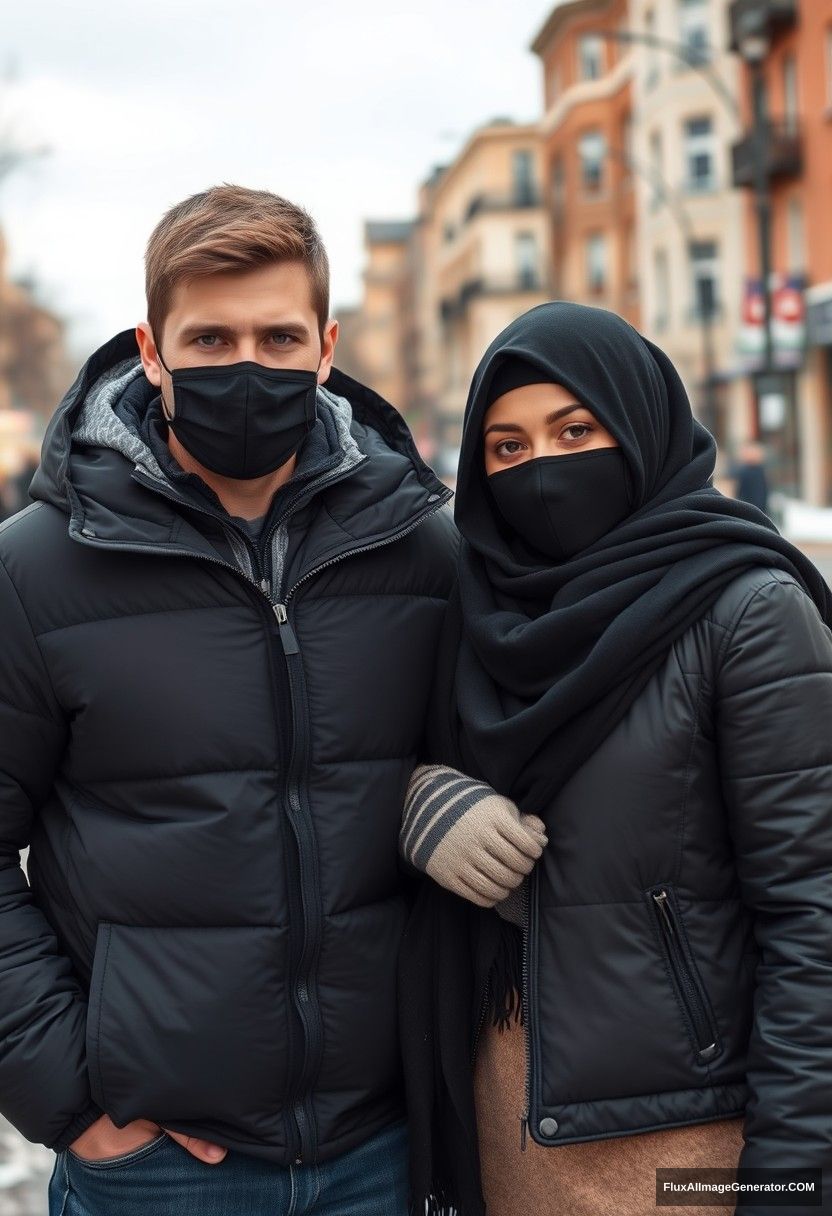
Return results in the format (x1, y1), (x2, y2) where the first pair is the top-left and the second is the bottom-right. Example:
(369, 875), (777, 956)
(30, 329), (450, 553)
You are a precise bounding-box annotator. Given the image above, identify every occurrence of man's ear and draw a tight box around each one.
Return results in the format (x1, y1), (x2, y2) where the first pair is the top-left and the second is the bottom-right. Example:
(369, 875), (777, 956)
(316, 318), (339, 386)
(136, 322), (162, 387)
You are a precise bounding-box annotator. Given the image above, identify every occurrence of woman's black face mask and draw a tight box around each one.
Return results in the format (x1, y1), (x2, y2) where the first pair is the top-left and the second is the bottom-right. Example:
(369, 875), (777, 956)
(157, 348), (318, 480)
(487, 448), (632, 561)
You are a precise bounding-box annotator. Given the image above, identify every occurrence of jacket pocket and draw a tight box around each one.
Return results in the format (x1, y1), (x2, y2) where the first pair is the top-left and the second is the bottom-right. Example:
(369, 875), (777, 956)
(646, 884), (722, 1064)
(67, 1131), (169, 1170)
(86, 922), (288, 1143)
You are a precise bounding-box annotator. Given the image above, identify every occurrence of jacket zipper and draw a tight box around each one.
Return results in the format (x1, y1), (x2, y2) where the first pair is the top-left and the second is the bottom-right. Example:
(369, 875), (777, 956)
(271, 498), (450, 1162)
(519, 874), (532, 1151)
(471, 976), (491, 1064)
(650, 887), (719, 1062)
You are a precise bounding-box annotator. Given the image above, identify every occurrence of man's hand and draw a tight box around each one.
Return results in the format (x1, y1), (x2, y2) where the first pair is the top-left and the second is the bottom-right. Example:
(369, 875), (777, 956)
(69, 1113), (227, 1164)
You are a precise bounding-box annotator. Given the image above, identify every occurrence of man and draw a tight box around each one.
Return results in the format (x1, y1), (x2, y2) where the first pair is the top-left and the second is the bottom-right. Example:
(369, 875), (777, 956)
(0, 185), (457, 1215)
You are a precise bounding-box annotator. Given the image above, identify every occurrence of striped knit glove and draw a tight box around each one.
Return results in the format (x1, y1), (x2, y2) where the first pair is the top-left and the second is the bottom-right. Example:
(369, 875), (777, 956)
(400, 764), (548, 909)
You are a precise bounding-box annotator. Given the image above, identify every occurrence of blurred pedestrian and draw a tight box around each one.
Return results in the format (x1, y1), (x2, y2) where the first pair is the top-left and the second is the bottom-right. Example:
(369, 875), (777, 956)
(730, 439), (770, 516)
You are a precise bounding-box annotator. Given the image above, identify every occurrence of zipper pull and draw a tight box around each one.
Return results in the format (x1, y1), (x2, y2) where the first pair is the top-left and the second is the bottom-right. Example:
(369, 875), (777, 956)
(519, 1110), (528, 1152)
(652, 889), (676, 937)
(273, 603), (300, 655)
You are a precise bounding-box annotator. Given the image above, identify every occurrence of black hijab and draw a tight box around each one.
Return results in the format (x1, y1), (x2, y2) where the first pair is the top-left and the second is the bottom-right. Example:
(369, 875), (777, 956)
(400, 302), (832, 1216)
(434, 300), (832, 810)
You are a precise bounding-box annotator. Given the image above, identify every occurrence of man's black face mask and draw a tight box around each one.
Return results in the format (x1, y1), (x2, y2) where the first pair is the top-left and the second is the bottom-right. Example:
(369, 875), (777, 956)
(157, 349), (318, 480)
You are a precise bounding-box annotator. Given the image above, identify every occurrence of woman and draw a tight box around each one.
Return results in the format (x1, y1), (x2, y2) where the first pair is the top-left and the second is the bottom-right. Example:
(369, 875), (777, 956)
(398, 302), (832, 1216)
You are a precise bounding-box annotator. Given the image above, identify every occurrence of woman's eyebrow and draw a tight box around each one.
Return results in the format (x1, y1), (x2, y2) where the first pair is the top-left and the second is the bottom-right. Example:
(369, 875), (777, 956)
(484, 403), (584, 437)
(545, 403), (584, 424)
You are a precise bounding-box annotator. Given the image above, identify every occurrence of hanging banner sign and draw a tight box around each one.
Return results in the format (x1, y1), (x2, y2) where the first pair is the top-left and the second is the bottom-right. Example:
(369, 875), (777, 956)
(737, 274), (806, 368)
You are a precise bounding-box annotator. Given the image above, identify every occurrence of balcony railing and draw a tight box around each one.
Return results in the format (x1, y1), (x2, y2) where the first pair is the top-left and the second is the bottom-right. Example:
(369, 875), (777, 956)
(464, 187), (542, 223)
(728, 0), (797, 53)
(439, 271), (549, 320)
(731, 120), (802, 187)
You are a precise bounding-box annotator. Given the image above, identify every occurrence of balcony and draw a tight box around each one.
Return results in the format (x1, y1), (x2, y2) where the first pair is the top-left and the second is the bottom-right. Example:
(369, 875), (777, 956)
(731, 121), (801, 187)
(728, 0), (797, 53)
(464, 187), (542, 223)
(439, 271), (548, 320)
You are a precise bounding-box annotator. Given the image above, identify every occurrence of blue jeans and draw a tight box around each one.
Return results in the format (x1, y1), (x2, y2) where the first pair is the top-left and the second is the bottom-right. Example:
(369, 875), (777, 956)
(48, 1119), (410, 1216)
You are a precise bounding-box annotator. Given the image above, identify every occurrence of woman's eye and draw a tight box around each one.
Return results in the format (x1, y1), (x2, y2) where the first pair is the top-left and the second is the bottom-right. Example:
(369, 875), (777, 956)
(496, 440), (526, 456)
(562, 424), (591, 441)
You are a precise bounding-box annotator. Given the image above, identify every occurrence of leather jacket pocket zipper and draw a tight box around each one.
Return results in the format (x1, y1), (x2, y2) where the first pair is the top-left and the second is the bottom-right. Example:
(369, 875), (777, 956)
(649, 886), (721, 1063)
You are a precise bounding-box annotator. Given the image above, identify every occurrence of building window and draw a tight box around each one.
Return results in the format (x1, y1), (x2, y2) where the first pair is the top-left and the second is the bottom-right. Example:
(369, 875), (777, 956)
(578, 34), (604, 81)
(649, 128), (664, 209)
(620, 112), (634, 186)
(586, 232), (607, 294)
(683, 115), (716, 192)
(783, 55), (799, 135)
(645, 9), (659, 89)
(787, 196), (805, 272)
(654, 248), (670, 329)
(678, 0), (709, 62)
(688, 239), (720, 319)
(548, 62), (560, 107)
(515, 232), (540, 289)
(579, 129), (607, 193)
(624, 223), (638, 295)
(512, 149), (536, 205)
(551, 155), (566, 211)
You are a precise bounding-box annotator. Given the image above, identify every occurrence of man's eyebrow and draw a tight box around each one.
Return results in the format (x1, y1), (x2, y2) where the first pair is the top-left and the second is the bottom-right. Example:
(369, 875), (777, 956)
(484, 403), (584, 437)
(177, 321), (312, 341)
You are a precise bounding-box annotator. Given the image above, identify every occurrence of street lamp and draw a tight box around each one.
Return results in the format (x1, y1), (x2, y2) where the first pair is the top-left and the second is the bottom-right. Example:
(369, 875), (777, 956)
(735, 18), (787, 434)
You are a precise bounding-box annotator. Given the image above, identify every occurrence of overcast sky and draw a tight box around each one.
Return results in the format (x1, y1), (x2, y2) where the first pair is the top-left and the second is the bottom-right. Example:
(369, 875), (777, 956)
(1, 0), (554, 361)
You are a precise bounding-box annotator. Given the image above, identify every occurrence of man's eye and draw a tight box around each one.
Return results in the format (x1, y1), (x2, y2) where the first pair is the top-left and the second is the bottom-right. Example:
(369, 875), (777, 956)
(195, 335), (221, 347)
(270, 334), (294, 346)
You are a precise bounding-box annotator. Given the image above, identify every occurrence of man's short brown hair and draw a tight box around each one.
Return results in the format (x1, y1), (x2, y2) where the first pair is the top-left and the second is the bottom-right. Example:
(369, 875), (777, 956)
(145, 184), (330, 341)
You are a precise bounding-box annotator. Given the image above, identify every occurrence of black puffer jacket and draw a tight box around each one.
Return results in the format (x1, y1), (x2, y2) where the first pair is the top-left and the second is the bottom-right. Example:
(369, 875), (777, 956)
(522, 565), (832, 1201)
(0, 330), (457, 1163)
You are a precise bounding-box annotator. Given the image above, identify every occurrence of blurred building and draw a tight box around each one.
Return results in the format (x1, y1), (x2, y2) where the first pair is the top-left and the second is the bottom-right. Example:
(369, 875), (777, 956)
(339, 221), (413, 416)
(531, 0), (639, 327)
(0, 229), (73, 515)
(730, 0), (832, 504)
(629, 0), (745, 452)
(339, 120), (550, 479)
(423, 119), (551, 476)
(340, 0), (832, 503)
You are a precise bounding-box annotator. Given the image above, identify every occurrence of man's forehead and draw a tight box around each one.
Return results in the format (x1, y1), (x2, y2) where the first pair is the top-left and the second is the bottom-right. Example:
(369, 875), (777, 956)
(168, 262), (315, 322)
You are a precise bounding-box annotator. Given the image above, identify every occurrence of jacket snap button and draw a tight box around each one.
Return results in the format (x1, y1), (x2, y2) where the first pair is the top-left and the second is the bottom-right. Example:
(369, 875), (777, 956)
(539, 1117), (559, 1137)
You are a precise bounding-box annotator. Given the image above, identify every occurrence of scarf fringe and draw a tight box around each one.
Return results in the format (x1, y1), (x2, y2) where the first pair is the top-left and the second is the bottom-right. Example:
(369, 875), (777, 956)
(484, 919), (524, 1032)
(410, 1194), (467, 1216)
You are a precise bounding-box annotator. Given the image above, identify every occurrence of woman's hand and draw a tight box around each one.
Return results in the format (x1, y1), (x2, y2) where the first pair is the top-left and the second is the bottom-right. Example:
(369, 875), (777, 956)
(427, 798), (547, 907)
(69, 1113), (227, 1164)
(401, 763), (548, 908)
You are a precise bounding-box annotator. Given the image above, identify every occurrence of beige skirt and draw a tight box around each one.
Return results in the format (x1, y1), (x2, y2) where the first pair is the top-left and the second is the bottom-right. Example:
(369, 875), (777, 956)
(473, 1014), (745, 1216)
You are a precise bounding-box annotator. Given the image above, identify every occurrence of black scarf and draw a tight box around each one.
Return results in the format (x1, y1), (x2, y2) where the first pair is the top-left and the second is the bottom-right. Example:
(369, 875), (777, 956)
(400, 302), (832, 1215)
